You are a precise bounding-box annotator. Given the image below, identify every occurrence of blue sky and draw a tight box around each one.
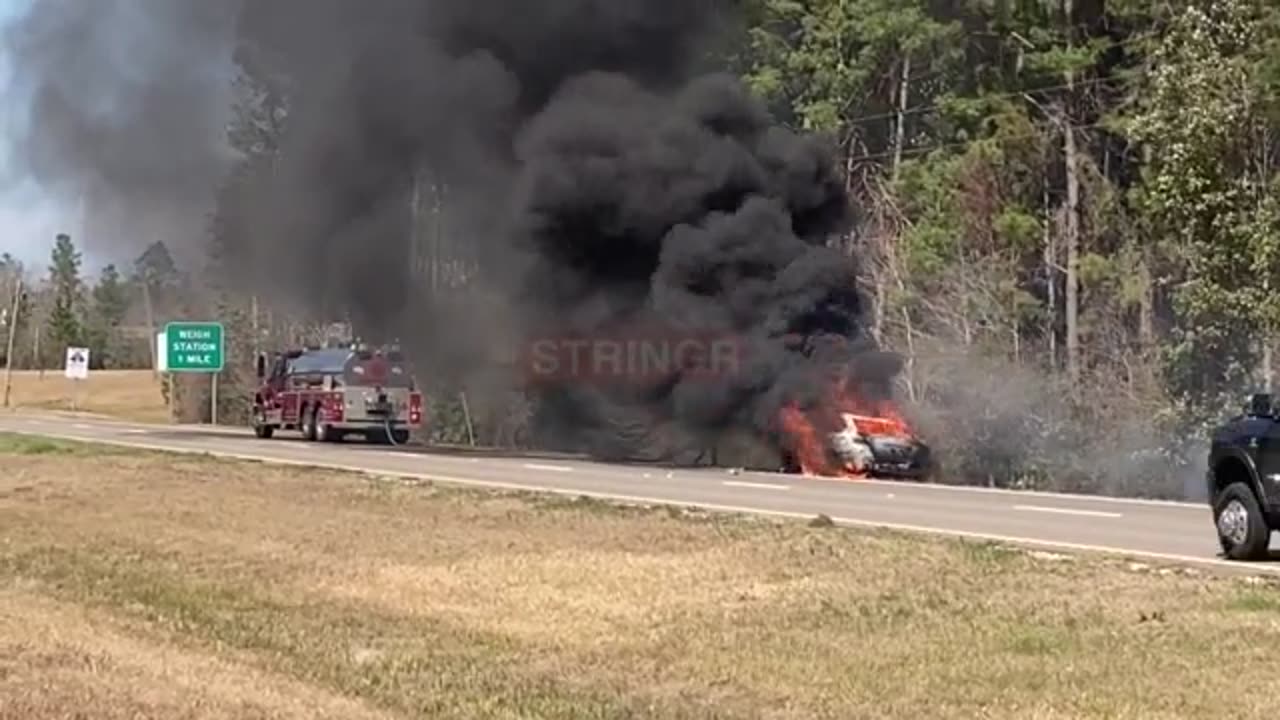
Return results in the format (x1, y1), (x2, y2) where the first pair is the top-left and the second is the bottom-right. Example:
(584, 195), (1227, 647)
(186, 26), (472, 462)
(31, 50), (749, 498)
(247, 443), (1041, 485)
(0, 0), (92, 274)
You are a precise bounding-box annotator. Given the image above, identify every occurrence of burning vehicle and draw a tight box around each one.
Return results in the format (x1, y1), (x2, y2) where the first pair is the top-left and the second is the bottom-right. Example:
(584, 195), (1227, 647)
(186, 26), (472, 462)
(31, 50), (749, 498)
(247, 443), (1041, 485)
(777, 376), (932, 480)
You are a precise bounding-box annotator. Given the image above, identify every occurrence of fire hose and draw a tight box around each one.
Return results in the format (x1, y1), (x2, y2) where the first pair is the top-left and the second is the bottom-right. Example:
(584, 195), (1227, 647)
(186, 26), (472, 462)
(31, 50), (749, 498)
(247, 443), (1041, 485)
(368, 391), (402, 447)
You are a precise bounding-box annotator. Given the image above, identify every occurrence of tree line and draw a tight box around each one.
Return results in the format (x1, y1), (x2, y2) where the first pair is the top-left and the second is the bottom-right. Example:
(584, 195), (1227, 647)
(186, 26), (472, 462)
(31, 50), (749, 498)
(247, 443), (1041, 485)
(1, 237), (187, 373)
(727, 0), (1280, 496)
(8, 0), (1277, 497)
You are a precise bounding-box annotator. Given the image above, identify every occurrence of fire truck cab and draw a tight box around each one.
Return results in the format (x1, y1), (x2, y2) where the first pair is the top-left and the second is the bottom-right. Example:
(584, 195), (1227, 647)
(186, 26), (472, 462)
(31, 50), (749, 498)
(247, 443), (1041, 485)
(250, 343), (424, 444)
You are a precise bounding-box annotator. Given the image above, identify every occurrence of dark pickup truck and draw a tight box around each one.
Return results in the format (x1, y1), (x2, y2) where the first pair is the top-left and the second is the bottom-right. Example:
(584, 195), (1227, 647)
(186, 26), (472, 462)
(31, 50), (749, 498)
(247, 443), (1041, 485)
(1208, 393), (1280, 560)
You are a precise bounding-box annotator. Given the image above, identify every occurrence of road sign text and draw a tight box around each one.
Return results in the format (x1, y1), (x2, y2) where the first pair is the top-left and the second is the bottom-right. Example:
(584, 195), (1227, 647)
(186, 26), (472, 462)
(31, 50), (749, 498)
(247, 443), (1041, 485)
(164, 322), (224, 372)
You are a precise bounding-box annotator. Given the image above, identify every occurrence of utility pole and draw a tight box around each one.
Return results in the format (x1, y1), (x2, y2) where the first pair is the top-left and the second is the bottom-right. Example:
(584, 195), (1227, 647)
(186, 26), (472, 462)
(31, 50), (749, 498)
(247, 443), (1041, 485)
(3, 277), (24, 408)
(142, 273), (157, 377)
(33, 325), (41, 380)
(251, 293), (260, 361)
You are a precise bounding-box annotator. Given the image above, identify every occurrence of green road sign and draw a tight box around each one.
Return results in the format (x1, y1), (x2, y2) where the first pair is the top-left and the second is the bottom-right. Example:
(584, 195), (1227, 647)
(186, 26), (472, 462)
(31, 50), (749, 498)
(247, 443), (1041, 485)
(164, 322), (224, 372)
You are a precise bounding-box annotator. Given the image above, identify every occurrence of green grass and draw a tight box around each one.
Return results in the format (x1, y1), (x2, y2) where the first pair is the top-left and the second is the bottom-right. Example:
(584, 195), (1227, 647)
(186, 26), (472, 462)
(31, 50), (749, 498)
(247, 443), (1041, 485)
(0, 544), (642, 719)
(1227, 588), (1280, 613)
(0, 432), (133, 456)
(4, 434), (1280, 719)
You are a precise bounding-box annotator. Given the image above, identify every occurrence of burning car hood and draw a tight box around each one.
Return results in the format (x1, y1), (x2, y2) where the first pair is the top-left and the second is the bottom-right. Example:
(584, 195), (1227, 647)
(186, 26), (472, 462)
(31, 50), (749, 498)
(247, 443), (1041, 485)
(856, 432), (932, 479)
(827, 413), (931, 479)
(780, 408), (932, 480)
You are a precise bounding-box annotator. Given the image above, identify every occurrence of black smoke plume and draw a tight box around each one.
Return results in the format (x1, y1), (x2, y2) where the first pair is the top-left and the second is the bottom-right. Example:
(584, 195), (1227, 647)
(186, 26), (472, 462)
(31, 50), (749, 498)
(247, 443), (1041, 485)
(509, 71), (885, 459)
(2, 0), (899, 463)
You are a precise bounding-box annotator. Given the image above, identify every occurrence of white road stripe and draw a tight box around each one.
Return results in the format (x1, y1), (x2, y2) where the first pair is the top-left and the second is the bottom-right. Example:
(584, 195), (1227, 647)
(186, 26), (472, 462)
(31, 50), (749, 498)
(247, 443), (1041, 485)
(1014, 504), (1123, 519)
(0, 427), (1259, 577)
(3, 413), (1208, 510)
(523, 463), (574, 473)
(72, 424), (92, 430)
(761, 470), (1203, 509)
(723, 480), (790, 491)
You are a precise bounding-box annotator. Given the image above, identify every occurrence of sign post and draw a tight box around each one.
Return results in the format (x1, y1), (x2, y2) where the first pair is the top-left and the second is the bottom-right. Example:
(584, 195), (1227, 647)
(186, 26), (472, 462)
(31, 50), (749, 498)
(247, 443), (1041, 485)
(163, 322), (224, 425)
(64, 346), (89, 411)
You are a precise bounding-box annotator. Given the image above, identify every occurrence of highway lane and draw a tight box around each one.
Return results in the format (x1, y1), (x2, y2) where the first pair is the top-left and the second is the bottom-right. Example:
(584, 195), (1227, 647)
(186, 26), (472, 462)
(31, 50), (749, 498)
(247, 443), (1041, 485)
(1, 411), (1269, 575)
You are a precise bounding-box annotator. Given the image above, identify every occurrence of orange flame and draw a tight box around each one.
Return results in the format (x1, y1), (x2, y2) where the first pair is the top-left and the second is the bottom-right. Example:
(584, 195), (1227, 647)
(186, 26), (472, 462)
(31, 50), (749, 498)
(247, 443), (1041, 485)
(778, 376), (916, 479)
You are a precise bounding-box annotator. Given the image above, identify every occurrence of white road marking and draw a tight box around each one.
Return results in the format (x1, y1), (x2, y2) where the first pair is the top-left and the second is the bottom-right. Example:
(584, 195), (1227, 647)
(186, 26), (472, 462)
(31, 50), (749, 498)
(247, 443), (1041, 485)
(73, 423), (92, 430)
(722, 480), (790, 491)
(1014, 504), (1123, 519)
(120, 429), (149, 435)
(1, 413), (1208, 510)
(0, 426), (1257, 577)
(761, 470), (1204, 509)
(523, 463), (574, 473)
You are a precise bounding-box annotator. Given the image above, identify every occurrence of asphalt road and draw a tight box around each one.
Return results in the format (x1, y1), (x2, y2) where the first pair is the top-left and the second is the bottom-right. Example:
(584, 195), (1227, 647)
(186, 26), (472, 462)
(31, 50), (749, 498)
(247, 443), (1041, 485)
(3, 410), (1274, 575)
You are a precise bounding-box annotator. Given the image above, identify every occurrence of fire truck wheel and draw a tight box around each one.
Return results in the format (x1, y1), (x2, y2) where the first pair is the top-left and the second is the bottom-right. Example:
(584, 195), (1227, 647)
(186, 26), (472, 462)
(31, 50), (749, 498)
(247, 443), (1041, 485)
(251, 407), (273, 439)
(307, 406), (338, 443)
(300, 405), (318, 441)
(315, 411), (337, 443)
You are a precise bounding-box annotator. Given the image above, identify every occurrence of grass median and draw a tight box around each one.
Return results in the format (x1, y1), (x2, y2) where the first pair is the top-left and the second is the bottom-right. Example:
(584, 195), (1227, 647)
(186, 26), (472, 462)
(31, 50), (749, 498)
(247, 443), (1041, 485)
(1, 431), (1278, 719)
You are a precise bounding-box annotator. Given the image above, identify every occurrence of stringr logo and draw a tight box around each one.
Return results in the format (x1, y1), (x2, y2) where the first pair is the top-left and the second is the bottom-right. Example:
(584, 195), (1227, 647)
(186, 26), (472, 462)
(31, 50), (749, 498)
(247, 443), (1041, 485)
(519, 330), (744, 384)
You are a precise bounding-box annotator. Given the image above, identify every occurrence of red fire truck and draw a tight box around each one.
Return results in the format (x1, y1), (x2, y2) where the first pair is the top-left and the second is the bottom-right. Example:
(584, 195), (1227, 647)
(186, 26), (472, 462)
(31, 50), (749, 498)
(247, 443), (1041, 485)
(250, 343), (424, 444)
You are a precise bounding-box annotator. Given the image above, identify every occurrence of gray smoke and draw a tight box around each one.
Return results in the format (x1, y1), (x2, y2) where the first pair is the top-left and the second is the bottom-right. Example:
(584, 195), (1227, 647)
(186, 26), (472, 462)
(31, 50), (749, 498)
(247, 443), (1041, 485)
(2, 0), (894, 463)
(1, 0), (240, 260)
(217, 0), (740, 335)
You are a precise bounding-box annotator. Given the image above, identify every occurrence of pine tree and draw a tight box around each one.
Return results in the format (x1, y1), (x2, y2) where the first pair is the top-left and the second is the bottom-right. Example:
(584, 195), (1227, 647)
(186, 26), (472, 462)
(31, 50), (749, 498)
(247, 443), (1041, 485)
(87, 264), (129, 368)
(46, 233), (83, 358)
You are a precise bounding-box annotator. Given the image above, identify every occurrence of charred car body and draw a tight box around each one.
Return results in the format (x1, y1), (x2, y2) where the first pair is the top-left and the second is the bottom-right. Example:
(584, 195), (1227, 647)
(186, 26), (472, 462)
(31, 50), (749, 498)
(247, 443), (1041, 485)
(251, 343), (425, 444)
(781, 411), (933, 480)
(1207, 392), (1280, 560)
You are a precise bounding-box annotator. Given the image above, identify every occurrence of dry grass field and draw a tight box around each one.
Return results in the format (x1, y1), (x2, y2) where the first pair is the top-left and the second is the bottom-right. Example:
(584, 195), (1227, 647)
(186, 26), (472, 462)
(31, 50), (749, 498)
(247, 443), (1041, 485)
(2, 432), (1280, 719)
(1, 369), (168, 422)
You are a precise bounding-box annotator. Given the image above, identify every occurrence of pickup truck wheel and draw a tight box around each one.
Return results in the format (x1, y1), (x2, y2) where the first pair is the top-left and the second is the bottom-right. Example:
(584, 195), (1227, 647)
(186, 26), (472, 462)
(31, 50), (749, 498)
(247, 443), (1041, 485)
(1214, 482), (1271, 561)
